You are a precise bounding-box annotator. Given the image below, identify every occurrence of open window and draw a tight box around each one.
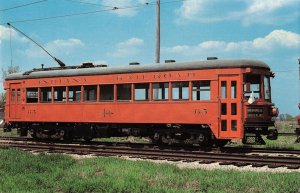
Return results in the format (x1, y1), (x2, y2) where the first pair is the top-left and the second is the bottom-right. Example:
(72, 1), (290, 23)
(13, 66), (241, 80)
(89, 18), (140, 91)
(117, 84), (131, 101)
(40, 87), (52, 103)
(100, 84), (114, 102)
(54, 87), (66, 102)
(153, 82), (169, 101)
(134, 83), (149, 101)
(26, 88), (38, 103)
(84, 85), (97, 102)
(68, 86), (81, 102)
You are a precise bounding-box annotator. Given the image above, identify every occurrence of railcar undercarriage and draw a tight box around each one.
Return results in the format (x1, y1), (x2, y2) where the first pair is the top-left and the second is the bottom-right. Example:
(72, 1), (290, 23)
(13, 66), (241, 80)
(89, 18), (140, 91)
(4, 122), (230, 147)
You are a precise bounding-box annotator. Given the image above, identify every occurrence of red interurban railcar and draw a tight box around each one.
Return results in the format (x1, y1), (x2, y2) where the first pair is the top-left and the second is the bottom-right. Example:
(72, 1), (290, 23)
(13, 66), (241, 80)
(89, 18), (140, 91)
(3, 58), (279, 146)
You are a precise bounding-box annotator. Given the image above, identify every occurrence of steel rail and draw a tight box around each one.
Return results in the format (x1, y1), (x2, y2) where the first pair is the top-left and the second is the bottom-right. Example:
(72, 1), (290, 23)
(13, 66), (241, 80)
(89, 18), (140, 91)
(0, 136), (299, 155)
(1, 139), (300, 169)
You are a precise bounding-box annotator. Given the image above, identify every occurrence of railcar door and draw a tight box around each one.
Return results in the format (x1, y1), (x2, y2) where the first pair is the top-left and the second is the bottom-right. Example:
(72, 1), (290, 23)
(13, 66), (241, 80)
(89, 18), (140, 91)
(9, 83), (22, 119)
(218, 75), (242, 139)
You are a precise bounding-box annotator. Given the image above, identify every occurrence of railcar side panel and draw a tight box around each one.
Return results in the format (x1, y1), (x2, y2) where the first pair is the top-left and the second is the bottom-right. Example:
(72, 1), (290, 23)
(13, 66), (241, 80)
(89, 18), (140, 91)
(4, 67), (260, 140)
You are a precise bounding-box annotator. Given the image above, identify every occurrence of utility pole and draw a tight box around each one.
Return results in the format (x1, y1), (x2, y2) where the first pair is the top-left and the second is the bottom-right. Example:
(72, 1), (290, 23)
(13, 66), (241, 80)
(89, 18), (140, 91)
(298, 58), (300, 80)
(155, 0), (160, 63)
(298, 58), (300, 109)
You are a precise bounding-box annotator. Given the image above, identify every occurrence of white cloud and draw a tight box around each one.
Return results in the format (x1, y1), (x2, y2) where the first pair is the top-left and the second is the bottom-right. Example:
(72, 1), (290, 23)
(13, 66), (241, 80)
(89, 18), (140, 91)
(109, 37), (144, 57)
(24, 38), (84, 58)
(175, 0), (232, 23)
(175, 0), (299, 25)
(0, 25), (26, 42)
(247, 0), (296, 14)
(102, 0), (146, 17)
(46, 38), (84, 53)
(162, 30), (300, 56)
(252, 30), (300, 49)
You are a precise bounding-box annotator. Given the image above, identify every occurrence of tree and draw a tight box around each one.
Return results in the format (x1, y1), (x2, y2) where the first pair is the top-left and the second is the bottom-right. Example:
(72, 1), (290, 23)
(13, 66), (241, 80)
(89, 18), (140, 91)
(0, 66), (20, 109)
(1, 66), (20, 80)
(278, 113), (296, 121)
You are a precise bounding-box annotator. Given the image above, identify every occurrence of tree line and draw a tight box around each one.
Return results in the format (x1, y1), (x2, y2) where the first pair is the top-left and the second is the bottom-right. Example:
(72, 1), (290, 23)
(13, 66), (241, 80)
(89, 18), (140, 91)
(0, 66), (20, 109)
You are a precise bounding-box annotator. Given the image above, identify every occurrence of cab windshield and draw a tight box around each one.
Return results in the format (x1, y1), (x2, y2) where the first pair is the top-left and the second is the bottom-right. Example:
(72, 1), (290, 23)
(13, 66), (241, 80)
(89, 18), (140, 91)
(264, 76), (271, 100)
(244, 74), (261, 99)
(244, 74), (271, 100)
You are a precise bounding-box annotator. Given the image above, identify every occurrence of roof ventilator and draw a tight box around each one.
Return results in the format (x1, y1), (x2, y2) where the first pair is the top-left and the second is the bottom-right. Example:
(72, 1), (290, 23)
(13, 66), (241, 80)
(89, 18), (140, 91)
(129, 62), (140, 65)
(165, 60), (176, 63)
(81, 62), (94, 68)
(207, 57), (218, 60)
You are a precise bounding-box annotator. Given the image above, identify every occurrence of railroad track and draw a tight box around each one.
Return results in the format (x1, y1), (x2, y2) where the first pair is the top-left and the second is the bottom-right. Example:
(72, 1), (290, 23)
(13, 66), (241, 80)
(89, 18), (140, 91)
(1, 137), (300, 169)
(1, 136), (300, 155)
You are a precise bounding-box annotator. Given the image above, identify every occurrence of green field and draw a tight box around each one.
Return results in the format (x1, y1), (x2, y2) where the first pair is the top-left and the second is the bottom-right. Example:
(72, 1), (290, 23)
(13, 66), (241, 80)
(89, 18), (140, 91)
(0, 148), (299, 193)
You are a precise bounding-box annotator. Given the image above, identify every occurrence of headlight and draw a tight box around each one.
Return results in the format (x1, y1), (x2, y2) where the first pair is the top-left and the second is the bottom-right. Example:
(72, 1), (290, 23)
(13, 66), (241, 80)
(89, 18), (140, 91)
(270, 106), (279, 117)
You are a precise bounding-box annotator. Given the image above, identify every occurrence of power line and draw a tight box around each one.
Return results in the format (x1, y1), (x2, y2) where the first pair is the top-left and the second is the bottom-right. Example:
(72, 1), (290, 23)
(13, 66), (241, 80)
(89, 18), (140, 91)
(64, 0), (114, 8)
(1, 8), (114, 24)
(0, 4), (148, 25)
(0, 0), (186, 25)
(0, 0), (48, 12)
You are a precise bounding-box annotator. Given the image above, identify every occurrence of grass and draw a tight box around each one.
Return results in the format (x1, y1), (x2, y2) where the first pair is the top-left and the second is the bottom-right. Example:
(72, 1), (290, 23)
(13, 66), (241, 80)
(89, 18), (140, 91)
(0, 148), (299, 193)
(94, 136), (151, 144)
(0, 129), (19, 137)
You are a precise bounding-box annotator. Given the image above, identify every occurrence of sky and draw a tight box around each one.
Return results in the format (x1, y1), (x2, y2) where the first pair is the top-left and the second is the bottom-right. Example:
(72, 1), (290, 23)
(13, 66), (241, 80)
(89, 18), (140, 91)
(0, 0), (299, 115)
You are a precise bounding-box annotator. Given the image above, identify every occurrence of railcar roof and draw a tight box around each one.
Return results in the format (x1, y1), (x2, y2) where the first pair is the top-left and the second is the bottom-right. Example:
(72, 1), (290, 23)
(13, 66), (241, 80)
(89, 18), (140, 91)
(5, 59), (270, 80)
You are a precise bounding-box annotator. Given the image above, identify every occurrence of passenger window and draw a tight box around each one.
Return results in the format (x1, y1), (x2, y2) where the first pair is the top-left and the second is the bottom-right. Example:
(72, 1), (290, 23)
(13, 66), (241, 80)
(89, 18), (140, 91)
(84, 85), (97, 102)
(40, 87), (52, 102)
(11, 89), (15, 102)
(100, 85), (114, 102)
(172, 82), (189, 100)
(117, 84), (131, 101)
(68, 86), (81, 102)
(134, 83), (149, 101)
(221, 81), (227, 98)
(17, 89), (21, 102)
(221, 120), (227, 131)
(192, 81), (210, 100)
(26, 88), (38, 103)
(264, 76), (270, 100)
(54, 87), (66, 102)
(231, 103), (237, 115)
(153, 82), (169, 100)
(231, 81), (237, 99)
(231, 120), (237, 131)
(221, 103), (227, 115)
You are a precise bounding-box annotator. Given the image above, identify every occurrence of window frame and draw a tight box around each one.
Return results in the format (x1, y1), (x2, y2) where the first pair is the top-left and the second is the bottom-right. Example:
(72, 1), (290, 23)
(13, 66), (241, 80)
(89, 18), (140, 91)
(40, 87), (52, 103)
(171, 81), (189, 101)
(192, 80), (211, 101)
(53, 86), (67, 103)
(26, 88), (38, 103)
(152, 82), (169, 101)
(100, 84), (114, 102)
(134, 83), (150, 101)
(83, 85), (97, 102)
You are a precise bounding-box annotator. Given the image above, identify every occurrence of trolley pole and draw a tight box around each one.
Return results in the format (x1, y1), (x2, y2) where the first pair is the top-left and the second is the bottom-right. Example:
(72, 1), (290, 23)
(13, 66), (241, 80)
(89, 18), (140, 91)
(155, 0), (160, 63)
